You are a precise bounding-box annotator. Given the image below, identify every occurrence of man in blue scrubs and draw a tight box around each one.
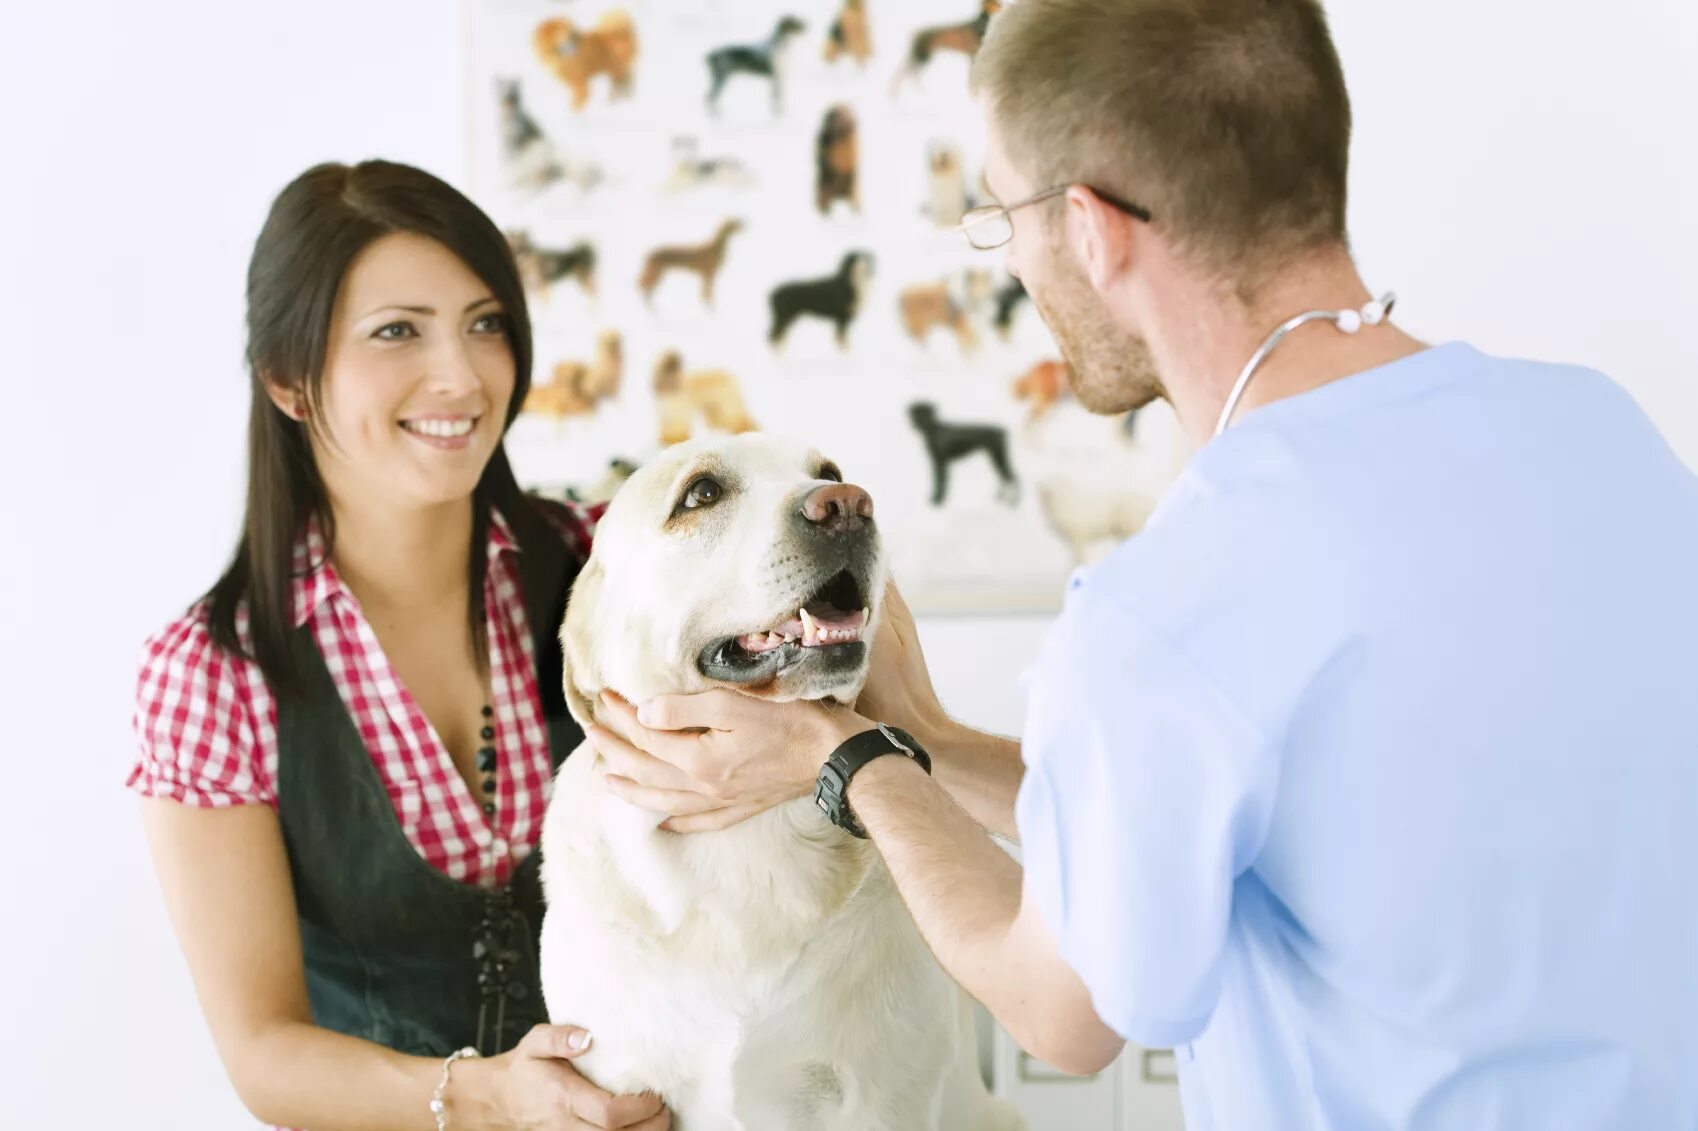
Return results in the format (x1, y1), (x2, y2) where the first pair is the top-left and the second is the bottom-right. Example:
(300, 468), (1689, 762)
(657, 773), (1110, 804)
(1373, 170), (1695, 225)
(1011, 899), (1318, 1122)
(585, 1), (1698, 1126)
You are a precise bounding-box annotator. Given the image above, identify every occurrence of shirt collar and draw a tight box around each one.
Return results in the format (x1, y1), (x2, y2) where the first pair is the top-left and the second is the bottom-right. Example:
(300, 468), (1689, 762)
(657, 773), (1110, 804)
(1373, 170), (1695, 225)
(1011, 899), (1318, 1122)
(290, 508), (520, 629)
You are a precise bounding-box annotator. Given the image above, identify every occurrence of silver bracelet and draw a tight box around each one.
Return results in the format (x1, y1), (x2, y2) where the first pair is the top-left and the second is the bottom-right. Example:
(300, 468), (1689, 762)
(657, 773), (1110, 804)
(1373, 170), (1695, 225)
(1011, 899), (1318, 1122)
(430, 1046), (482, 1131)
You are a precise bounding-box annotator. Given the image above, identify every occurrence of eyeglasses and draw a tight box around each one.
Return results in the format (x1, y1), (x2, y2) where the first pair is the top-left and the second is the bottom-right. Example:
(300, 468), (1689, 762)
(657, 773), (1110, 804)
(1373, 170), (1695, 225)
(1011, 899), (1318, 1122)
(955, 184), (1154, 250)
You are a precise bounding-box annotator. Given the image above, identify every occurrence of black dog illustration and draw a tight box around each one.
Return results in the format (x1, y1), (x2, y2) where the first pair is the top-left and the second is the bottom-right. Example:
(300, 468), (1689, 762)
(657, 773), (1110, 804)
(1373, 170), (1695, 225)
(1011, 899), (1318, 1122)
(992, 276), (1029, 339)
(908, 402), (1019, 507)
(706, 16), (807, 117)
(768, 251), (874, 350)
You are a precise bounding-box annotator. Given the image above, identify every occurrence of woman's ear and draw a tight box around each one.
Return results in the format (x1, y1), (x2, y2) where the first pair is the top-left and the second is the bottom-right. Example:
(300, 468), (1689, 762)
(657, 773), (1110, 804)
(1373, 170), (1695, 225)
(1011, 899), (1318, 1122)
(559, 556), (605, 730)
(261, 372), (306, 421)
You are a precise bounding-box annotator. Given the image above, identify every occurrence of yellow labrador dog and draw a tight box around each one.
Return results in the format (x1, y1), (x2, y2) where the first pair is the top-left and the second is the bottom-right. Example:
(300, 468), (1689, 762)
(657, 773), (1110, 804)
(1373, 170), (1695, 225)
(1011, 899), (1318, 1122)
(539, 434), (1023, 1131)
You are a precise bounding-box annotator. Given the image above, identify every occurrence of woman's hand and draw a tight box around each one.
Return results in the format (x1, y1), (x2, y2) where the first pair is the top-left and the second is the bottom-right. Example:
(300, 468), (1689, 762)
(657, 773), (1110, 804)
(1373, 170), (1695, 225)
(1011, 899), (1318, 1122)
(458, 1023), (670, 1130)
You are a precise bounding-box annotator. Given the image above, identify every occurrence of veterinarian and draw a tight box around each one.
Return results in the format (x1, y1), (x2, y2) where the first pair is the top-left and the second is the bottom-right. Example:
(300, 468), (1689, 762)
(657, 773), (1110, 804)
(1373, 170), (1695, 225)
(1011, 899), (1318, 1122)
(130, 161), (668, 1131)
(585, 1), (1698, 1127)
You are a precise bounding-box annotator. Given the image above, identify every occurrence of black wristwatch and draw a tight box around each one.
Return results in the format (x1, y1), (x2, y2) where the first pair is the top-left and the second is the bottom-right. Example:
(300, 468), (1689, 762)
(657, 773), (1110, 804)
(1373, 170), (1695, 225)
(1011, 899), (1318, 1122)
(813, 723), (932, 839)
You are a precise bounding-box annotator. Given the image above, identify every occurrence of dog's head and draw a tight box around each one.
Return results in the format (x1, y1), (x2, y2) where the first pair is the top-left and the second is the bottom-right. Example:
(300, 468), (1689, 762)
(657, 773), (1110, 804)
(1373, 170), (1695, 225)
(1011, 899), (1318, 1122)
(652, 349), (683, 393)
(908, 401), (938, 429)
(560, 434), (885, 727)
(498, 79), (521, 110)
(775, 15), (807, 39)
(840, 250), (874, 290)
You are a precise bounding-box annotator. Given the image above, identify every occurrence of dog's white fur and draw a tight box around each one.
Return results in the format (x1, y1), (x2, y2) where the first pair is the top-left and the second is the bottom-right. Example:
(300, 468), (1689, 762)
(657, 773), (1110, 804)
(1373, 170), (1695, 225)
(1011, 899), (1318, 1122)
(539, 434), (1023, 1131)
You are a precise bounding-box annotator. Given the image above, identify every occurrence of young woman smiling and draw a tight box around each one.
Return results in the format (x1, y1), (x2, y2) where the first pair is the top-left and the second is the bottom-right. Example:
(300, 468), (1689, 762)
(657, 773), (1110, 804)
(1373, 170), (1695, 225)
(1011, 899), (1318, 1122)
(129, 160), (667, 1131)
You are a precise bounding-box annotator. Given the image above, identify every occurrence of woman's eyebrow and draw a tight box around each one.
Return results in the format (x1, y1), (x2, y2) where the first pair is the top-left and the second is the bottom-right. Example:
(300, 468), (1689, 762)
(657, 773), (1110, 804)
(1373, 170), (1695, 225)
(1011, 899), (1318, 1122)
(360, 297), (500, 319)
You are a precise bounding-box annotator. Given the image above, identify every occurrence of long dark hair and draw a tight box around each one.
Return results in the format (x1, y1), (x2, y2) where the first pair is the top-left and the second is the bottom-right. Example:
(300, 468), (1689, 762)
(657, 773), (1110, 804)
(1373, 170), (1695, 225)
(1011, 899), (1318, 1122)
(205, 160), (536, 698)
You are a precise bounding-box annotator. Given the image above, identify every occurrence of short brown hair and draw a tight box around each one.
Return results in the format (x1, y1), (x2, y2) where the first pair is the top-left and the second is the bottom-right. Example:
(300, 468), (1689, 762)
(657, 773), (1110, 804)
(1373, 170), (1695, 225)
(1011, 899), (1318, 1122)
(974, 0), (1352, 282)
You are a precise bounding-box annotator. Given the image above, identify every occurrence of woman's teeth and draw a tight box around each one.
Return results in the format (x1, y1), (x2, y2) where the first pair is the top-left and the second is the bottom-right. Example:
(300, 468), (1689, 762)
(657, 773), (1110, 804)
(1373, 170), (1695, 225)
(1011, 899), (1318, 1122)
(402, 418), (476, 438)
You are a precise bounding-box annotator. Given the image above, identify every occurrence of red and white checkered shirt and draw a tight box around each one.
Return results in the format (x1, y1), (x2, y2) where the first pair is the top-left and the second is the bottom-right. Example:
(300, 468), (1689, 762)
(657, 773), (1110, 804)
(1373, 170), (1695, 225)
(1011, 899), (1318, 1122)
(128, 501), (599, 890)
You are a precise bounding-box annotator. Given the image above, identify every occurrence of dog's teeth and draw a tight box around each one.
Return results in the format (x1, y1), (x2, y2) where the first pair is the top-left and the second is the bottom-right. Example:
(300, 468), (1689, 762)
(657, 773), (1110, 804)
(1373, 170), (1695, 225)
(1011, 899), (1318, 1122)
(799, 608), (816, 641)
(861, 606), (870, 624)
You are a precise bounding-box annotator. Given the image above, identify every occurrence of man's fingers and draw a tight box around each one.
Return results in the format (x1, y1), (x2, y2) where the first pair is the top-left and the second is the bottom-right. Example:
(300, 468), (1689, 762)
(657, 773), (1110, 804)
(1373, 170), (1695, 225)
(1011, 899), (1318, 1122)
(662, 799), (772, 834)
(606, 775), (726, 816)
(636, 688), (758, 733)
(587, 722), (700, 793)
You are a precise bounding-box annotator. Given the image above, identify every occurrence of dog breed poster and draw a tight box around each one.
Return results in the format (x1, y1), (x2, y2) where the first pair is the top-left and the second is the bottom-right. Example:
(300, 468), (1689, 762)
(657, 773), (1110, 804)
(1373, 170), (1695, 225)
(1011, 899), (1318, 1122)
(465, 0), (1185, 613)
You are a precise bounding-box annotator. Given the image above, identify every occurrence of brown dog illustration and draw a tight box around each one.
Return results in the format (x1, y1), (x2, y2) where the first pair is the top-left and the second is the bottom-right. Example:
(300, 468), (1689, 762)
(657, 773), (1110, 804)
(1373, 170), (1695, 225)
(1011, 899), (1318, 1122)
(898, 269), (992, 354)
(892, 0), (1000, 94)
(823, 0), (872, 66)
(1011, 358), (1071, 425)
(638, 219), (743, 308)
(815, 105), (859, 215)
(525, 331), (623, 420)
(534, 12), (638, 112)
(653, 351), (759, 445)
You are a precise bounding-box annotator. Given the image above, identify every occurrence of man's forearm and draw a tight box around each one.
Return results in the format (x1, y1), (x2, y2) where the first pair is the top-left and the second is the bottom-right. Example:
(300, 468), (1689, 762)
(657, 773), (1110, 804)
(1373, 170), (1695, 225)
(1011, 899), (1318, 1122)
(848, 755), (1023, 1003)
(914, 718), (1023, 840)
(847, 754), (1123, 1074)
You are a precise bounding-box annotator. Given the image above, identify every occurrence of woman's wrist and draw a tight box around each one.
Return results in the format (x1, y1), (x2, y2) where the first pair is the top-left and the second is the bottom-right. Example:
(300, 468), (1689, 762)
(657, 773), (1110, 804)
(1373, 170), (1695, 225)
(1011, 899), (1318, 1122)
(439, 1052), (501, 1130)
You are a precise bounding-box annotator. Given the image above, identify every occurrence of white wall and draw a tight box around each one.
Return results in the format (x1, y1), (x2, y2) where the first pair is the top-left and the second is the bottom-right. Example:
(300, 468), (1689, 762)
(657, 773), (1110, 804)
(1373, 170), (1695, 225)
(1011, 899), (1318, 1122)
(6, 2), (1695, 1127)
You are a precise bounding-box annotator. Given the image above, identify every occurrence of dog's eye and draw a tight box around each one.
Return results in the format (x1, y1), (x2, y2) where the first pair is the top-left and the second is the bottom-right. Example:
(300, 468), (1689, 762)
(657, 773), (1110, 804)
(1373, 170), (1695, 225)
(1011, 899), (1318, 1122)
(818, 463), (843, 483)
(681, 476), (722, 510)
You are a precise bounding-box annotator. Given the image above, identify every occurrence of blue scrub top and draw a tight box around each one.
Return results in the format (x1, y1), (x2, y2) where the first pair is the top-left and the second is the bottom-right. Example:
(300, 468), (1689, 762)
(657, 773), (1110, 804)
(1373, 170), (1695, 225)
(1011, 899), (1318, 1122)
(1018, 343), (1698, 1129)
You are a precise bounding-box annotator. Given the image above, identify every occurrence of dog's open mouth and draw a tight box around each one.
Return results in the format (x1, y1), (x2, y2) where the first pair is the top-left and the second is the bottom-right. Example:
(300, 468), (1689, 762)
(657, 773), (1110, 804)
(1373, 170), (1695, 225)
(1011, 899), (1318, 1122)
(699, 569), (870, 682)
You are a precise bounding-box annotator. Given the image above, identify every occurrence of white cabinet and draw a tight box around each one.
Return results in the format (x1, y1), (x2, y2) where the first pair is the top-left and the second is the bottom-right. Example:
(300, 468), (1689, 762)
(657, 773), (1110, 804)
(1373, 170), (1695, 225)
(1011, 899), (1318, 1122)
(985, 1016), (1184, 1131)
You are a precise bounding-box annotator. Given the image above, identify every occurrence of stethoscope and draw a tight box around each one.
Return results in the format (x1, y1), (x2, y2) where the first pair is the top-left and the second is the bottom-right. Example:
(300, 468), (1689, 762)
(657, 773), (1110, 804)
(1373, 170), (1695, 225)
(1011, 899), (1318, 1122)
(1212, 292), (1398, 437)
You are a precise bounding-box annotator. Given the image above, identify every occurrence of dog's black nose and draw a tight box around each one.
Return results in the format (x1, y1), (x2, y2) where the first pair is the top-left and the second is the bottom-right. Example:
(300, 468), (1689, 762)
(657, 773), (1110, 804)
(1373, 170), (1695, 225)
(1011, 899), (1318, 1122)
(801, 483), (874, 529)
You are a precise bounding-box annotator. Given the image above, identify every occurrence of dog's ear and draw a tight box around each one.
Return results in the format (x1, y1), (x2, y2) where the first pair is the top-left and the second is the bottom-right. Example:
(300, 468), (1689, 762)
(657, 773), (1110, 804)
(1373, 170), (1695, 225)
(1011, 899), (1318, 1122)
(559, 555), (606, 729)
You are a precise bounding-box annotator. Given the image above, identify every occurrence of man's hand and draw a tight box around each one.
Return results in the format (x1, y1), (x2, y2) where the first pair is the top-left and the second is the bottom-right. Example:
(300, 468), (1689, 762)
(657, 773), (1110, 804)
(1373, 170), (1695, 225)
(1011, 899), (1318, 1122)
(854, 582), (952, 745)
(585, 691), (870, 833)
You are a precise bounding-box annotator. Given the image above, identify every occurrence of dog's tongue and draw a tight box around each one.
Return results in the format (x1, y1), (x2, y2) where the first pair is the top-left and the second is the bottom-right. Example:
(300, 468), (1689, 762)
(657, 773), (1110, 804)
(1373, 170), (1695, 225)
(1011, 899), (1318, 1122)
(737, 605), (868, 653)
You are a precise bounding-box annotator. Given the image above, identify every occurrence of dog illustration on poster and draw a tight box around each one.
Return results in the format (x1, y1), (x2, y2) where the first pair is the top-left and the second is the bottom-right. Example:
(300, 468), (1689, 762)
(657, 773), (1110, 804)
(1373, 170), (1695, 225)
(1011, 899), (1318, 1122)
(534, 12), (639, 112)
(908, 402), (1019, 506)
(892, 1), (1001, 95)
(816, 105), (859, 215)
(823, 0), (872, 67)
(653, 351), (760, 445)
(525, 331), (623, 422)
(769, 251), (874, 351)
(706, 16), (807, 117)
(638, 220), (744, 309)
(898, 269), (993, 355)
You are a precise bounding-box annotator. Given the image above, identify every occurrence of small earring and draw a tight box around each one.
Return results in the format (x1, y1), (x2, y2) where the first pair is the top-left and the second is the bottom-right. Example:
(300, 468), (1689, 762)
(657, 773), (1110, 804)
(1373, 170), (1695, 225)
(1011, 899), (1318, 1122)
(290, 400), (307, 421)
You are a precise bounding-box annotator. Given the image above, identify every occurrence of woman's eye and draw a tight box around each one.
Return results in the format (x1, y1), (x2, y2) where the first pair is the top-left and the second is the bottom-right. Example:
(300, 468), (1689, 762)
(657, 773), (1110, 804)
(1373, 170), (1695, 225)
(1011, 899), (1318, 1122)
(683, 476), (722, 509)
(374, 321), (417, 341)
(472, 312), (507, 334)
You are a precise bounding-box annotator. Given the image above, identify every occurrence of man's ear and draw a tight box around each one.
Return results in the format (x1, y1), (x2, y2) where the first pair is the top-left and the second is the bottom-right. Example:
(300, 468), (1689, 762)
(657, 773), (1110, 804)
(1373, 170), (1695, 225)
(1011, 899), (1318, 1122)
(560, 556), (605, 730)
(1067, 184), (1136, 293)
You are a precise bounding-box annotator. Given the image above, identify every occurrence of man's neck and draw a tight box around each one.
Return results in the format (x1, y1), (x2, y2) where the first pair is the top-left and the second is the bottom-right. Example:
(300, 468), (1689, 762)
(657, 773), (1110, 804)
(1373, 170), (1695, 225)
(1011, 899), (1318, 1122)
(325, 490), (476, 615)
(1147, 249), (1427, 448)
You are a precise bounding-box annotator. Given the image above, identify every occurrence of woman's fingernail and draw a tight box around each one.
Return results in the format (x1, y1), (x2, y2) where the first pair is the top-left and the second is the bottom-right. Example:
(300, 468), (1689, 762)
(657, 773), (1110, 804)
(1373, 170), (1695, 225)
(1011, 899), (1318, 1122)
(569, 1029), (593, 1050)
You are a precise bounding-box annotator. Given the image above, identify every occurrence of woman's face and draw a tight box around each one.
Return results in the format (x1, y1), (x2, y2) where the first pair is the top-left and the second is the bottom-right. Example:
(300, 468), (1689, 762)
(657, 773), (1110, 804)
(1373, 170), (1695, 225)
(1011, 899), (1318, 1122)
(284, 231), (516, 514)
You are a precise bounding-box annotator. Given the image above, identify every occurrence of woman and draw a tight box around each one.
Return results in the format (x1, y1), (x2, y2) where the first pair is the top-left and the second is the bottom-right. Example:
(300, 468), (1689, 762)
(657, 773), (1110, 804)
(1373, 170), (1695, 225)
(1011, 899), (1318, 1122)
(129, 160), (668, 1131)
